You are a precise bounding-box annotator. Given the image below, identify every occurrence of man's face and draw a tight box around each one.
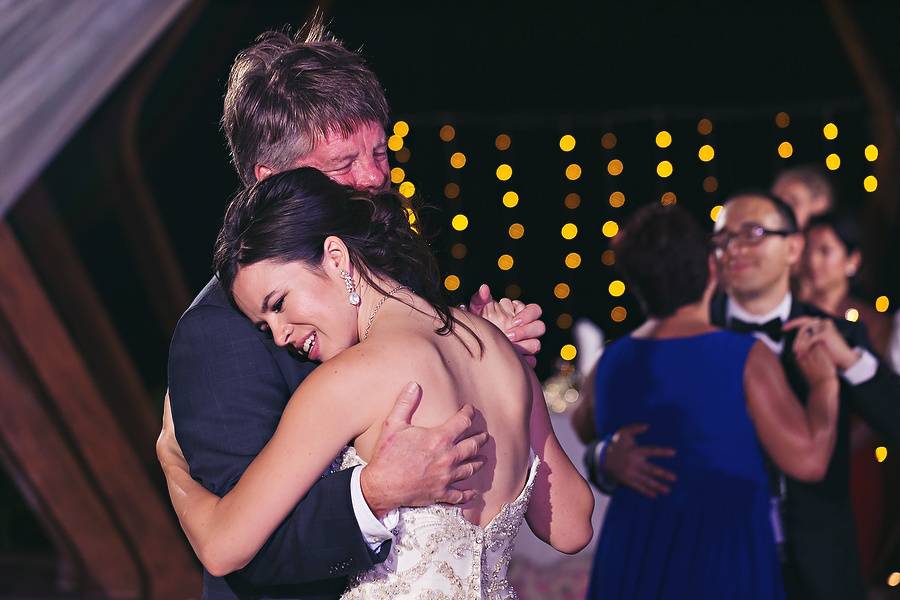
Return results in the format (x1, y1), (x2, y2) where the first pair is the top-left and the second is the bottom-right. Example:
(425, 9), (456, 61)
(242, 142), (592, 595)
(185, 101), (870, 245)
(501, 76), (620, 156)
(714, 195), (804, 298)
(292, 120), (389, 191)
(771, 176), (831, 229)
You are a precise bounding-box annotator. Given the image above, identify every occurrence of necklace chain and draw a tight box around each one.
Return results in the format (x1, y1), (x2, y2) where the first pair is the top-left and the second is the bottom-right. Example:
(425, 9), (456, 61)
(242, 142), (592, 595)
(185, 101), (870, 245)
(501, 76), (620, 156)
(363, 284), (407, 340)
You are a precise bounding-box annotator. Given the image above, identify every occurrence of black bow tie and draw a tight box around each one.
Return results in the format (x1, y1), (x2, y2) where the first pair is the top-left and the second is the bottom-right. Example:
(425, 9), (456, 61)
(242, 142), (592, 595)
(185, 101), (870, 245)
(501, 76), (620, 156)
(730, 317), (784, 342)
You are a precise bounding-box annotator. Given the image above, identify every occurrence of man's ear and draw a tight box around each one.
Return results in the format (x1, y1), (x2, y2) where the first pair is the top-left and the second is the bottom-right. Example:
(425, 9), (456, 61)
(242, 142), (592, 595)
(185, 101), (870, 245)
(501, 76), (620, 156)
(786, 233), (805, 267)
(255, 164), (274, 182)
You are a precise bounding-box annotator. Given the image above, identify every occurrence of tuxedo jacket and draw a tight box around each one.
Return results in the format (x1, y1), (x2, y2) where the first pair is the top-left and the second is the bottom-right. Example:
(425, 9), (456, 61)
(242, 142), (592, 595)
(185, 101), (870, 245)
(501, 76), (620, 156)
(711, 293), (900, 600)
(168, 277), (387, 600)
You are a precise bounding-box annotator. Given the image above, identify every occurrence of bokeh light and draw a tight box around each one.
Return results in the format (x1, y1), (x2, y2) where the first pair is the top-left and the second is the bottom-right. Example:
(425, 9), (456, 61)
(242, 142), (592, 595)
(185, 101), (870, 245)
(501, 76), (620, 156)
(450, 243), (467, 259)
(609, 280), (626, 297)
(560, 344), (577, 361)
(395, 147), (410, 163)
(564, 193), (581, 209)
(609, 191), (625, 208)
(444, 275), (460, 291)
(703, 176), (719, 193)
(559, 134), (576, 152)
(505, 284), (521, 300)
(565, 163), (582, 180)
(611, 306), (627, 322)
(601, 249), (616, 266)
(439, 124), (456, 142)
(388, 135), (404, 151)
(823, 122), (838, 140)
(444, 182), (460, 199)
(565, 252), (582, 269)
(498, 254), (514, 271)
(602, 220), (619, 238)
(405, 208), (416, 225)
(845, 308), (859, 322)
(607, 159), (624, 176)
(393, 121), (409, 137)
(661, 192), (677, 206)
(601, 132), (617, 149)
(825, 153), (841, 171)
(864, 175), (878, 192)
(496, 163), (513, 181)
(775, 112), (790, 128)
(865, 144), (879, 161)
(710, 205), (723, 222)
(508, 223), (525, 239)
(655, 130), (672, 148)
(554, 283), (571, 299)
(450, 152), (467, 169)
(876, 446), (888, 463)
(561, 223), (578, 239)
(399, 181), (416, 198)
(390, 167), (405, 184)
(502, 191), (519, 208)
(777, 141), (793, 158)
(495, 134), (511, 151)
(451, 214), (469, 231)
(698, 144), (715, 162)
(875, 296), (890, 313)
(697, 118), (713, 135)
(557, 313), (573, 329)
(889, 572), (900, 587)
(656, 160), (673, 178)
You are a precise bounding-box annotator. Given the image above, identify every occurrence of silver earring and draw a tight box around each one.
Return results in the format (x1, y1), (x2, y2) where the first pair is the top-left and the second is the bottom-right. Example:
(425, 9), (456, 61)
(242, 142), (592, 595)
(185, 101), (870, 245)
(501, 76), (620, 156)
(341, 269), (361, 305)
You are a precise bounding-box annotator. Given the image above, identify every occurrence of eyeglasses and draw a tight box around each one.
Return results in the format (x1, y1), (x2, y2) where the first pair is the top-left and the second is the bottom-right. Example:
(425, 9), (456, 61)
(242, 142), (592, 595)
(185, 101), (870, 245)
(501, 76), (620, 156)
(711, 223), (796, 251)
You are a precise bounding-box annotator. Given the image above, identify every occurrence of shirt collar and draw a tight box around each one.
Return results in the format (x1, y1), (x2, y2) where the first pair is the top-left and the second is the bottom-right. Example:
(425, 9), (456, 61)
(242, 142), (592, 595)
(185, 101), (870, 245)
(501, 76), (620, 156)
(726, 292), (792, 325)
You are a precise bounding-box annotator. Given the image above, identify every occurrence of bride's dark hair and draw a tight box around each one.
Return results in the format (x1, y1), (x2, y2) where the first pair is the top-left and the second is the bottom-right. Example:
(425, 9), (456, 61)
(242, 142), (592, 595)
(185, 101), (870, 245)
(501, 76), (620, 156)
(214, 167), (480, 350)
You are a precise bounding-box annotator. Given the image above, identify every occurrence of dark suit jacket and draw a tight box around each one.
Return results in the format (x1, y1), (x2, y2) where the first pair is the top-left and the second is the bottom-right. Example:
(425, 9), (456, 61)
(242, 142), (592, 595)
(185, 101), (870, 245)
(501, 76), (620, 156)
(711, 293), (900, 600)
(168, 277), (387, 600)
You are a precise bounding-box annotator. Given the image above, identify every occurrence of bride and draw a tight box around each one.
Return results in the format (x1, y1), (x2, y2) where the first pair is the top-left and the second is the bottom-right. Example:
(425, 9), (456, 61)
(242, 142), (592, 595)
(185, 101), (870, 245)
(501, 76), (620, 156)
(157, 167), (594, 598)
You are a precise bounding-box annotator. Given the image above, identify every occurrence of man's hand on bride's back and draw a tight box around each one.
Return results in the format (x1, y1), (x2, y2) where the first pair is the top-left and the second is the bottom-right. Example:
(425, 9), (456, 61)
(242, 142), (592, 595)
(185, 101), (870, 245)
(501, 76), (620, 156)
(467, 283), (545, 367)
(359, 382), (488, 518)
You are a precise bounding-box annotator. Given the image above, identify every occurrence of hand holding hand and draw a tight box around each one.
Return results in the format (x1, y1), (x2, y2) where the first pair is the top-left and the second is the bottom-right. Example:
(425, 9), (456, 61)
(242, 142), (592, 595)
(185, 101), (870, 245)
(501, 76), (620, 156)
(784, 316), (859, 371)
(468, 284), (545, 367)
(790, 322), (839, 387)
(603, 423), (676, 498)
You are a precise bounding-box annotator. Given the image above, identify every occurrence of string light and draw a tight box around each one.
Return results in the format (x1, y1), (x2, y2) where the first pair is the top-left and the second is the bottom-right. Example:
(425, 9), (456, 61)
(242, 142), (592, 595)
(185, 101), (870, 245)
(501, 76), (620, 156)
(864, 175), (878, 192)
(557, 313), (573, 329)
(609, 280), (626, 297)
(656, 160), (673, 178)
(508, 223), (525, 239)
(439, 125), (456, 142)
(655, 130), (672, 148)
(710, 205), (723, 222)
(703, 176), (719, 193)
(399, 181), (415, 198)
(496, 163), (513, 181)
(601, 249), (615, 266)
(777, 141), (793, 158)
(444, 275), (460, 291)
(444, 182), (460, 199)
(825, 153), (841, 171)
(661, 192), (677, 206)
(845, 308), (859, 322)
(609, 191), (625, 208)
(875, 296), (890, 312)
(564, 193), (581, 209)
(697, 118), (713, 135)
(876, 446), (888, 463)
(498, 254), (514, 271)
(601, 132), (617, 149)
(823, 122), (838, 140)
(450, 152), (467, 169)
(388, 135), (404, 151)
(865, 144), (878, 161)
(495, 134), (511, 151)
(698, 144), (715, 162)
(390, 167), (405, 184)
(602, 220), (619, 238)
(565, 252), (582, 269)
(451, 243), (467, 259)
(560, 344), (577, 361)
(451, 214), (469, 231)
(559, 134), (576, 152)
(889, 572), (900, 587)
(565, 164), (582, 180)
(607, 159), (623, 176)
(502, 191), (519, 208)
(393, 121), (410, 137)
(395, 147), (410, 163)
(611, 306), (627, 322)
(554, 283), (571, 299)
(561, 223), (578, 239)
(775, 112), (790, 128)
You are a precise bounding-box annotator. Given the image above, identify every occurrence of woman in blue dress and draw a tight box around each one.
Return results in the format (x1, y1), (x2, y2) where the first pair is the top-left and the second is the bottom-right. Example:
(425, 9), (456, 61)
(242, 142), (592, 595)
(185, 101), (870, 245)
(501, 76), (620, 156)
(577, 205), (840, 599)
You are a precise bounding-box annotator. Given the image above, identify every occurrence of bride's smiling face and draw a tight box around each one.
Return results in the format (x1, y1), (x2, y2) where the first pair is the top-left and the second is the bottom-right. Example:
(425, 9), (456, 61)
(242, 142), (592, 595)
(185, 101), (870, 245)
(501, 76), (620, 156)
(231, 250), (361, 362)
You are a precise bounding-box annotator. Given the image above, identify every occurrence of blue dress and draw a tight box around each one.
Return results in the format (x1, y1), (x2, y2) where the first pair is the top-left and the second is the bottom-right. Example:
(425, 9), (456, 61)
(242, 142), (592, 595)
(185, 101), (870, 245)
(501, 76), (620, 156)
(587, 330), (785, 600)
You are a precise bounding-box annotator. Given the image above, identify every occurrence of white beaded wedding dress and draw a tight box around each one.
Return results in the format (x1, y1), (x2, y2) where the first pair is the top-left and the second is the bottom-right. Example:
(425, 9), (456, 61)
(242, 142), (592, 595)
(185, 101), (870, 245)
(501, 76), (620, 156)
(336, 447), (541, 600)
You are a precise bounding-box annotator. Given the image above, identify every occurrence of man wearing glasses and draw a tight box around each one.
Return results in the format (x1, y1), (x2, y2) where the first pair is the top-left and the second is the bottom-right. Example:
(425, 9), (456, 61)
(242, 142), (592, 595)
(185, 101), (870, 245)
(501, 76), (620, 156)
(585, 191), (900, 599)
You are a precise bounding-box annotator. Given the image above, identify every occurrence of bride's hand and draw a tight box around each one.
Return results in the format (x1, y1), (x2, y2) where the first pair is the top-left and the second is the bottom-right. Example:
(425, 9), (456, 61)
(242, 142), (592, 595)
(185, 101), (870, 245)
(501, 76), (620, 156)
(467, 284), (545, 367)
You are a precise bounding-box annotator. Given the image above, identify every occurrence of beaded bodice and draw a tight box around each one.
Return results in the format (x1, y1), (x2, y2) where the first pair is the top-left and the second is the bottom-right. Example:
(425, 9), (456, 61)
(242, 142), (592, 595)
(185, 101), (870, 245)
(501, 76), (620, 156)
(338, 447), (539, 600)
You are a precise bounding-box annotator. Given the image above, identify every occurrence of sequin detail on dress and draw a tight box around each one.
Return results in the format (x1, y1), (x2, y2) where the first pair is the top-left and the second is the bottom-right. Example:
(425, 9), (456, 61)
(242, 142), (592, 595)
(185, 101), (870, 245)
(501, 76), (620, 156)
(338, 447), (540, 600)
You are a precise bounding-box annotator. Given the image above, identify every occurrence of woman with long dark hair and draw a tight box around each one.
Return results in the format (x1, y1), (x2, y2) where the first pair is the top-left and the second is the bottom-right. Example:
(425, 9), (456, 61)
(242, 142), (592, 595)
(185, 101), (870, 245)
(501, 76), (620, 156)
(156, 167), (594, 599)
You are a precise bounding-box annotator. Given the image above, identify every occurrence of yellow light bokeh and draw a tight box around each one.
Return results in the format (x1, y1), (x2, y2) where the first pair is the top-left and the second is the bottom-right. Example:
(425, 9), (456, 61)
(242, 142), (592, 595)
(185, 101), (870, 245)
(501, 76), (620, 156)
(864, 175), (878, 192)
(405, 208), (416, 225)
(656, 160), (673, 178)
(601, 249), (616, 266)
(498, 254), (514, 271)
(710, 205), (723, 222)
(823, 122), (838, 140)
(697, 118), (713, 135)
(565, 252), (582, 269)
(611, 306), (627, 322)
(554, 283), (571, 299)
(661, 191), (677, 206)
(601, 132), (617, 150)
(865, 144), (879, 162)
(387, 135), (404, 151)
(655, 130), (672, 148)
(609, 280), (626, 297)
(496, 163), (513, 181)
(395, 147), (410, 163)
(703, 176), (719, 193)
(439, 124), (456, 142)
(845, 308), (860, 322)
(557, 313), (573, 330)
(876, 446), (888, 463)
(451, 214), (469, 231)
(505, 284), (521, 300)
(450, 243), (467, 259)
(825, 153), (841, 171)
(444, 182), (460, 199)
(889, 572), (900, 587)
(602, 220), (619, 238)
(561, 223), (578, 240)
(564, 193), (581, 209)
(875, 296), (890, 313)
(775, 111), (790, 128)
(393, 121), (410, 137)
(390, 167), (405, 184)
(560, 344), (577, 361)
(399, 181), (416, 198)
(698, 144), (715, 162)
(607, 159), (624, 176)
(609, 191), (625, 208)
(444, 274), (460, 291)
(502, 191), (519, 208)
(508, 223), (525, 239)
(565, 163), (582, 181)
(495, 134), (511, 151)
(777, 141), (793, 159)
(450, 152), (467, 169)
(559, 134), (576, 152)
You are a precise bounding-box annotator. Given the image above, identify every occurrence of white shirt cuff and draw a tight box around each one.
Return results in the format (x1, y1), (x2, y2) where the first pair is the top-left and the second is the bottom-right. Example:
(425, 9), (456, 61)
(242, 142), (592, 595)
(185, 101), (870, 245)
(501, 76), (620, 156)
(840, 348), (878, 385)
(350, 465), (399, 551)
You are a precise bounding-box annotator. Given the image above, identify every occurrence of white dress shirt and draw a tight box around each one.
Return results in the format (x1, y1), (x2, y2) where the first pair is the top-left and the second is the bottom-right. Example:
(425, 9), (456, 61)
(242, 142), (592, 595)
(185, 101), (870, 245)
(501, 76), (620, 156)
(350, 466), (399, 552)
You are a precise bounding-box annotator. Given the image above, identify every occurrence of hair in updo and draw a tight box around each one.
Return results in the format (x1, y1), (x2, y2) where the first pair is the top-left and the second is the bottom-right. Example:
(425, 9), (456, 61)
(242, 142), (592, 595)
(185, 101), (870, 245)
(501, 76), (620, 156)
(214, 167), (479, 348)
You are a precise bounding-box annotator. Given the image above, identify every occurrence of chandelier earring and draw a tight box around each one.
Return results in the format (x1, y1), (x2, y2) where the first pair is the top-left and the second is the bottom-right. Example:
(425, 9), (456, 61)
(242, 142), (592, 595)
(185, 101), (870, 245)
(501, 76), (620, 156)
(340, 269), (361, 306)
